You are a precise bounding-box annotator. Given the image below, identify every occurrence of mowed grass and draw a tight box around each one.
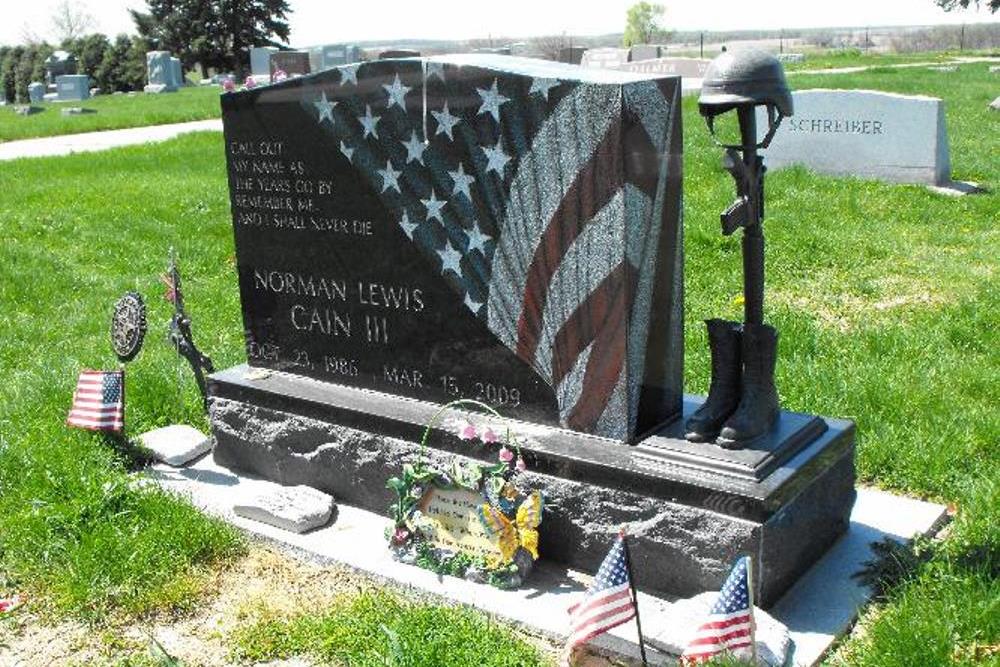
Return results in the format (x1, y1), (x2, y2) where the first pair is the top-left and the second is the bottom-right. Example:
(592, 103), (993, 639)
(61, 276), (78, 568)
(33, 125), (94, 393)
(781, 48), (997, 72)
(0, 84), (222, 143)
(0, 133), (246, 621)
(0, 58), (995, 663)
(229, 590), (549, 666)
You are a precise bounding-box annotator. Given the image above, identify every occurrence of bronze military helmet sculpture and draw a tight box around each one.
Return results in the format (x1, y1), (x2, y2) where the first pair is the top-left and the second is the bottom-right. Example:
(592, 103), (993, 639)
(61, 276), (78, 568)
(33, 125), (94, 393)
(698, 49), (793, 149)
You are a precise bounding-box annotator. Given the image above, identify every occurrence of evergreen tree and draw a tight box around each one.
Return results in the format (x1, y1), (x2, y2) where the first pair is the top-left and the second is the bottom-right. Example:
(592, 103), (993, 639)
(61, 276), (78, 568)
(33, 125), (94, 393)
(132, 0), (290, 78)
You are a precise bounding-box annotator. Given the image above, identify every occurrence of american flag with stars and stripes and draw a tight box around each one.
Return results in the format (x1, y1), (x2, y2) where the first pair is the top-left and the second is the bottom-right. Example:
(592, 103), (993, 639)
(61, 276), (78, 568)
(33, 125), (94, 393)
(66, 369), (125, 432)
(293, 55), (682, 441)
(566, 533), (637, 652)
(681, 556), (756, 664)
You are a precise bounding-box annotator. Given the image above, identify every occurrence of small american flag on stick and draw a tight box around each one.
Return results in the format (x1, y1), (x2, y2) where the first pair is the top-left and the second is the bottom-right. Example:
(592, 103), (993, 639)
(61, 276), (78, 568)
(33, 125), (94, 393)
(565, 531), (643, 661)
(66, 369), (125, 432)
(681, 556), (757, 664)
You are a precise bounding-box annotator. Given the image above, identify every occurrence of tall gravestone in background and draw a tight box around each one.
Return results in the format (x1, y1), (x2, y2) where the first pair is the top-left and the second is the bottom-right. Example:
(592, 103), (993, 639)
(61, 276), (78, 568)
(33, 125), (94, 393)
(145, 51), (178, 93)
(269, 51), (311, 80)
(251, 47), (278, 76)
(211, 55), (855, 605)
(171, 58), (184, 87)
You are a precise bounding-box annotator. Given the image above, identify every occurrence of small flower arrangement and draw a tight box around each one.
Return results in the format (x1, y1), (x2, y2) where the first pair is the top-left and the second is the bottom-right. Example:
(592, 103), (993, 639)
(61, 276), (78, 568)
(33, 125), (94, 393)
(243, 75), (257, 90)
(272, 68), (288, 82)
(221, 78), (236, 93)
(386, 399), (543, 589)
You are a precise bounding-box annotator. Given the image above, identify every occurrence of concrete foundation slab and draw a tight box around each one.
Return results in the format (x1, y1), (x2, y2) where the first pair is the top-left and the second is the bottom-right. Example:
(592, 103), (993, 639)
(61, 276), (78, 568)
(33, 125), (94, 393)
(146, 456), (946, 666)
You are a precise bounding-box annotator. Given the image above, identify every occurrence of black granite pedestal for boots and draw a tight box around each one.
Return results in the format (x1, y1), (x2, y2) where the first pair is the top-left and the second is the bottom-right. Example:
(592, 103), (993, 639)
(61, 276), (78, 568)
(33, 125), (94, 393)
(209, 364), (855, 607)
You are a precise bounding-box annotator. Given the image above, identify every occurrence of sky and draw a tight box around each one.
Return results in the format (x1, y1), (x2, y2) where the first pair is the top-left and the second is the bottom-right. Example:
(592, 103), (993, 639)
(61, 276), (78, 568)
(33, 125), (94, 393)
(4, 0), (995, 47)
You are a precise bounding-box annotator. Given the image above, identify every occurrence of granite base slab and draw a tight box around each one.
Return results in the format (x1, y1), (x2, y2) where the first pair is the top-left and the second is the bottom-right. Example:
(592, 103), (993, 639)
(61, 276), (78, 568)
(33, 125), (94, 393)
(208, 365), (856, 606)
(145, 456), (947, 666)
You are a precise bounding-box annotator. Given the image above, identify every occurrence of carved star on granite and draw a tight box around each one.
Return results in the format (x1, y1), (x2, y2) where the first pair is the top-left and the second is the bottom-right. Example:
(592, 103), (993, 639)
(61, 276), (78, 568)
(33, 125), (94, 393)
(481, 139), (511, 175)
(431, 102), (461, 140)
(476, 78), (510, 122)
(529, 77), (561, 100)
(339, 63), (360, 86)
(399, 211), (419, 239)
(357, 104), (381, 139)
(313, 91), (336, 124)
(383, 73), (411, 110)
(421, 190), (447, 223)
(401, 131), (428, 165)
(448, 162), (476, 199)
(378, 160), (402, 193)
(438, 239), (463, 276)
(465, 220), (492, 255)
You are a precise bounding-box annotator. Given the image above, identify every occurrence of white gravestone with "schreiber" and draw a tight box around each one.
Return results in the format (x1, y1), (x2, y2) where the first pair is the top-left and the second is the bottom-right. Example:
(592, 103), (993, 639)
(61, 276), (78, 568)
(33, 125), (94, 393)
(760, 89), (951, 186)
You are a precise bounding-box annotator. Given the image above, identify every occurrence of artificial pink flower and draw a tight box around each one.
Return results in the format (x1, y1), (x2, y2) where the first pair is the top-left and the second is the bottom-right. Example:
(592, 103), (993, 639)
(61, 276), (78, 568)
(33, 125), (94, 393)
(222, 78), (235, 92)
(244, 76), (257, 89)
(498, 446), (514, 463)
(515, 457), (527, 472)
(390, 526), (411, 546)
(481, 426), (499, 443)
(0, 595), (22, 613)
(458, 421), (478, 440)
(273, 69), (288, 82)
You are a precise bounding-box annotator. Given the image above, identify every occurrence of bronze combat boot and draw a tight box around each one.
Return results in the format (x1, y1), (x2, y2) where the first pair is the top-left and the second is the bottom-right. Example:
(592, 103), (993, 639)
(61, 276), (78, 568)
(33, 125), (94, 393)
(685, 319), (743, 442)
(717, 322), (779, 448)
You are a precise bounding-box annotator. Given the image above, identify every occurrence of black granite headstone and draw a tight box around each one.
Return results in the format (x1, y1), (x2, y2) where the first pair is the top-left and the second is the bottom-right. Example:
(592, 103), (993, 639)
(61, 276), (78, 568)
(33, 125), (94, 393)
(221, 55), (684, 443)
(269, 51), (311, 79)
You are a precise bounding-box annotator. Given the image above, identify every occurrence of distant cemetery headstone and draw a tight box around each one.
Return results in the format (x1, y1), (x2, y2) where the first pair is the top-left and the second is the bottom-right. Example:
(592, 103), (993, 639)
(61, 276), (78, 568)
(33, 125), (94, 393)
(990, 96), (1000, 112)
(760, 89), (951, 185)
(45, 50), (77, 84)
(219, 55), (683, 442)
(313, 44), (362, 71)
(776, 53), (804, 63)
(580, 47), (630, 69)
(27, 82), (45, 104)
(171, 57), (184, 87)
(615, 57), (711, 78)
(379, 49), (421, 59)
(558, 46), (586, 65)
(145, 51), (178, 93)
(14, 105), (42, 116)
(629, 44), (662, 62)
(270, 51), (311, 80)
(55, 75), (90, 102)
(250, 47), (278, 76)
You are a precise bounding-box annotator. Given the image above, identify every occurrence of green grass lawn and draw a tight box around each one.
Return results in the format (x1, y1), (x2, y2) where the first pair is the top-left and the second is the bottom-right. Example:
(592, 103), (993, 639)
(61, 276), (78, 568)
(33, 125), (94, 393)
(0, 62), (996, 664)
(782, 48), (998, 72)
(0, 85), (222, 143)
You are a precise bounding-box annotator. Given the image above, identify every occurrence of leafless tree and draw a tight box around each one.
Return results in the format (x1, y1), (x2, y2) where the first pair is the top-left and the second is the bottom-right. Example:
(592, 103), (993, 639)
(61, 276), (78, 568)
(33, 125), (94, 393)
(20, 23), (43, 45)
(51, 0), (95, 43)
(528, 35), (565, 61)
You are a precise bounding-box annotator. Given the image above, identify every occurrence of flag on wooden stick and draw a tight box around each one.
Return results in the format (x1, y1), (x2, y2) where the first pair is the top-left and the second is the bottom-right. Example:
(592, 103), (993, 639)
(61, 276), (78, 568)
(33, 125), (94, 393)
(681, 556), (757, 664)
(66, 369), (125, 432)
(565, 531), (644, 662)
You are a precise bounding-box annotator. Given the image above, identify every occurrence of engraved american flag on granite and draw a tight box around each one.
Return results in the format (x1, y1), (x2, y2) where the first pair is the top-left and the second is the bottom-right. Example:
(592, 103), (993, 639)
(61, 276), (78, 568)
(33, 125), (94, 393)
(291, 55), (682, 441)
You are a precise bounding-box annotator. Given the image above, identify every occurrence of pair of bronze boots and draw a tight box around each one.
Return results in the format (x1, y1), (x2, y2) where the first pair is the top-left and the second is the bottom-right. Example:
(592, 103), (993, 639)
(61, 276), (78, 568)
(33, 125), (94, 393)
(685, 319), (780, 448)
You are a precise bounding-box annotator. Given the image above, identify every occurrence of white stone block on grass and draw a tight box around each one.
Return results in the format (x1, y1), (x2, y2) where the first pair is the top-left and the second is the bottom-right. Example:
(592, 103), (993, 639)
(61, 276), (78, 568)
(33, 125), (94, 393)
(233, 485), (335, 534)
(137, 424), (212, 466)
